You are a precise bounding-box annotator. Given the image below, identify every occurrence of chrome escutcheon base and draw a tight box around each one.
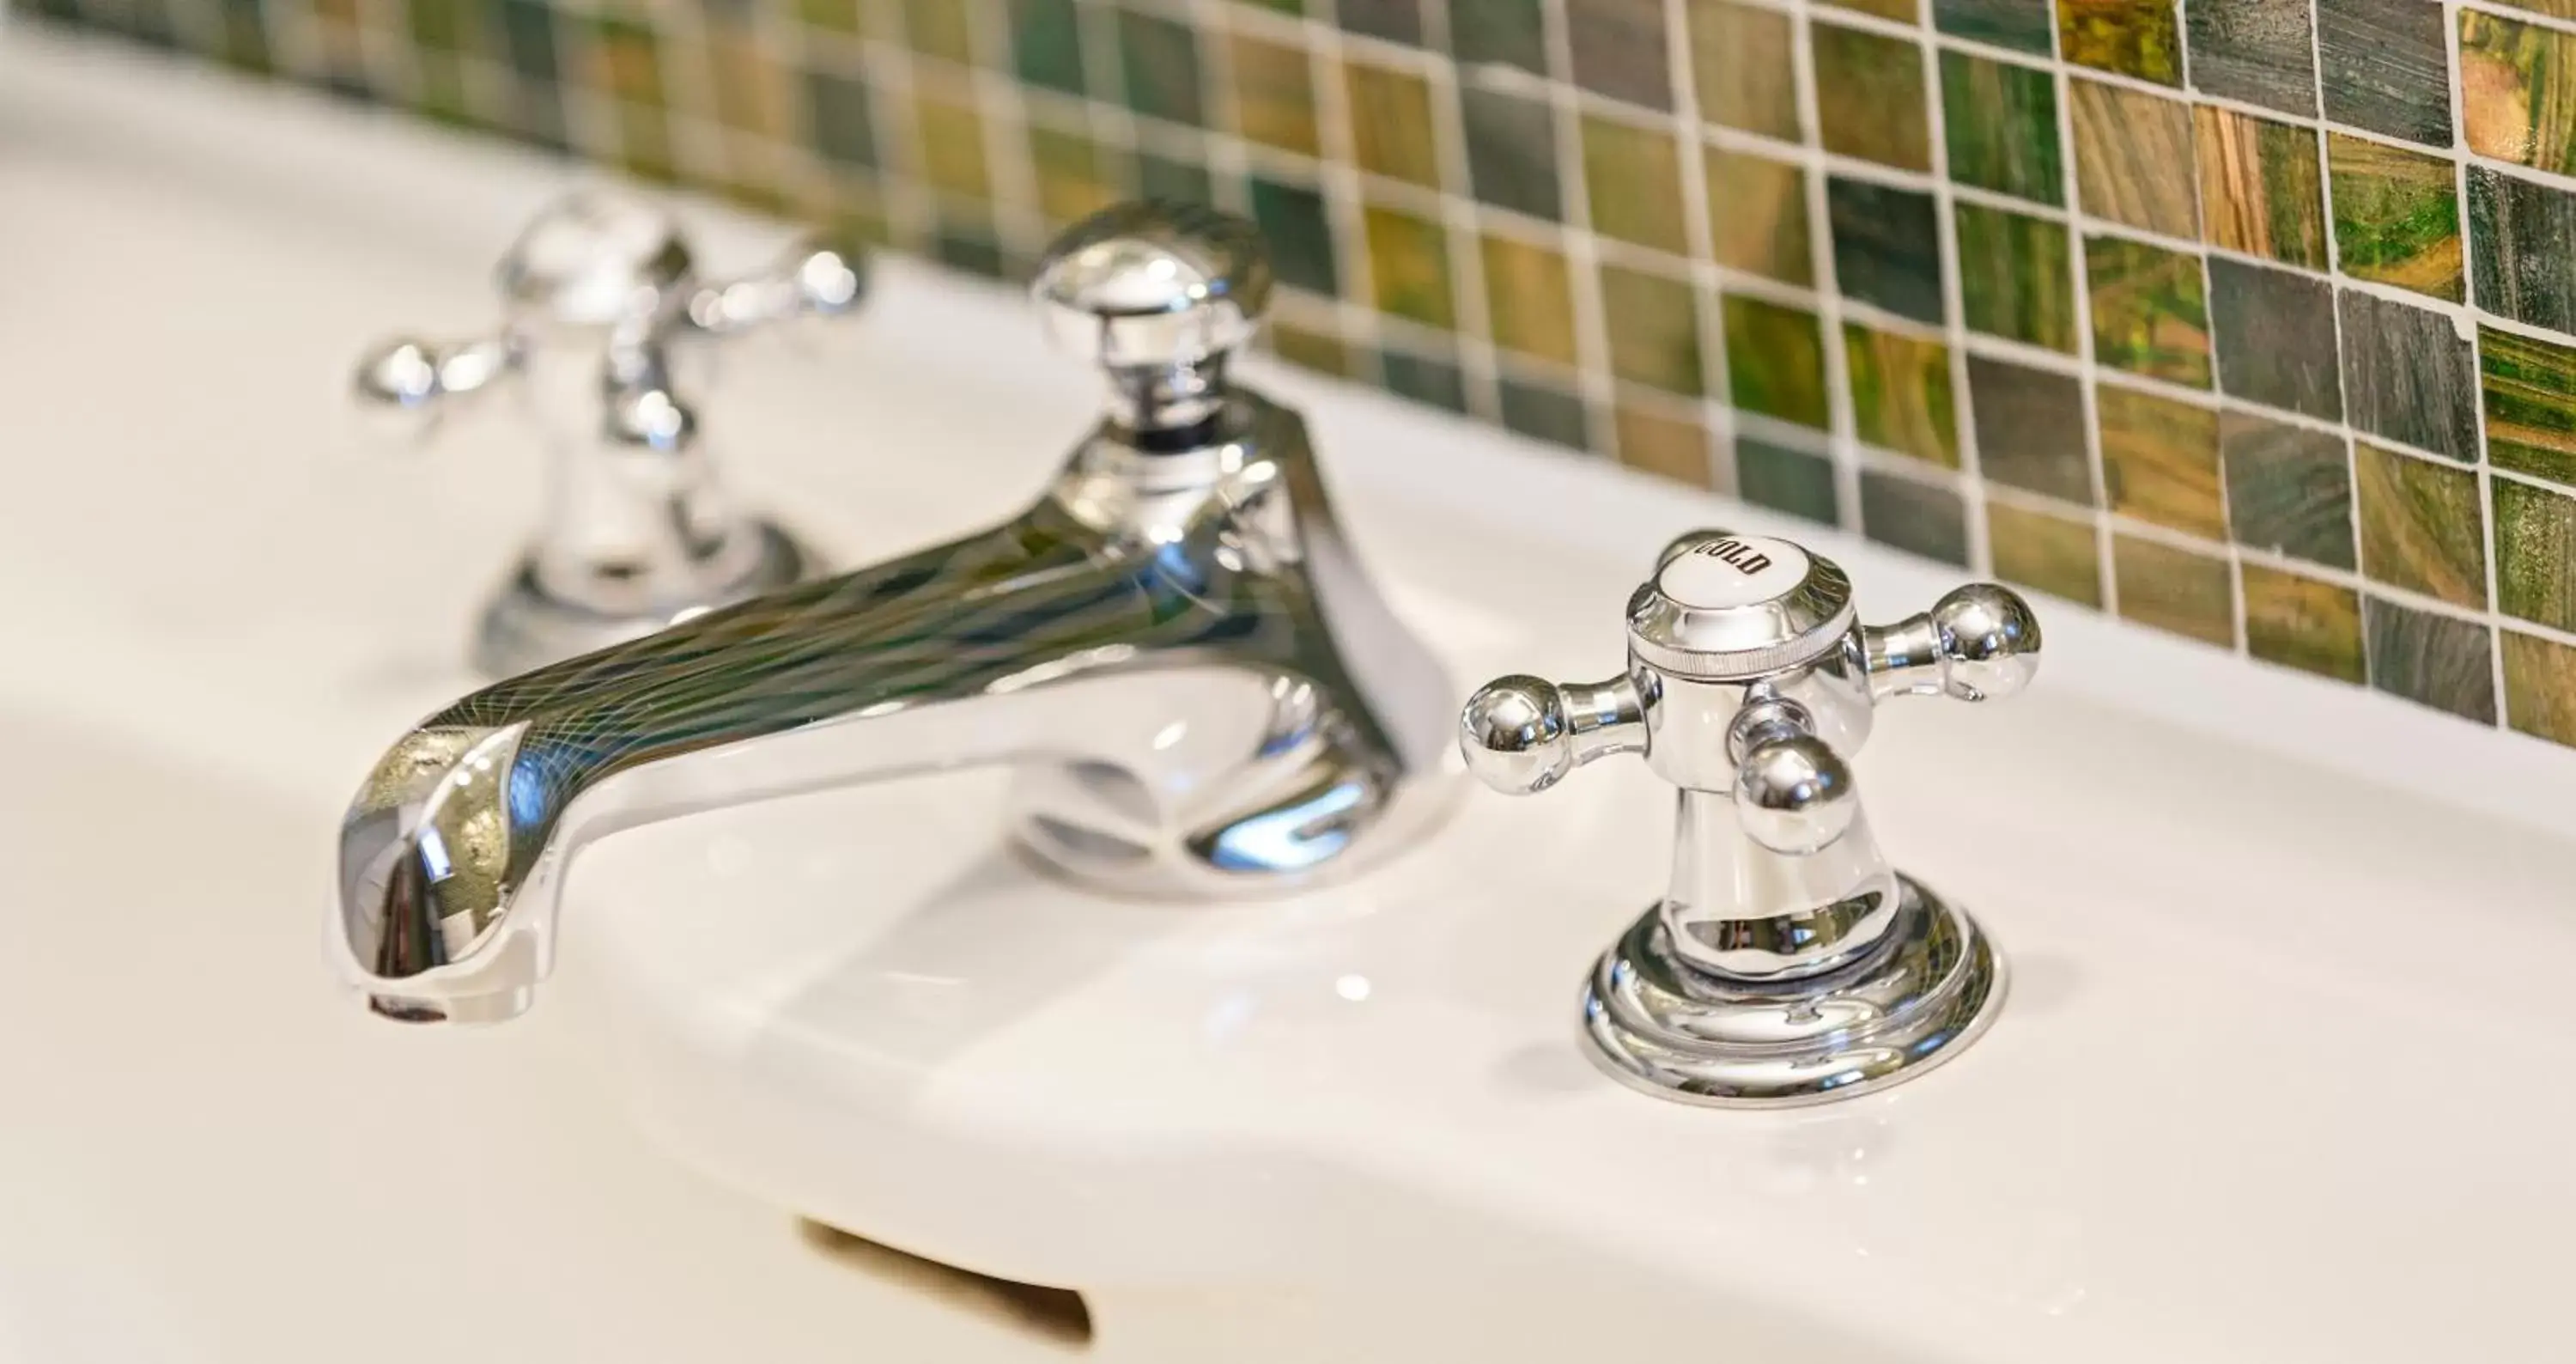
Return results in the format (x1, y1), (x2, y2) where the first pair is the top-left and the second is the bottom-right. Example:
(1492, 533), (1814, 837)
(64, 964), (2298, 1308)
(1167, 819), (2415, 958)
(1581, 874), (2005, 1107)
(471, 521), (822, 677)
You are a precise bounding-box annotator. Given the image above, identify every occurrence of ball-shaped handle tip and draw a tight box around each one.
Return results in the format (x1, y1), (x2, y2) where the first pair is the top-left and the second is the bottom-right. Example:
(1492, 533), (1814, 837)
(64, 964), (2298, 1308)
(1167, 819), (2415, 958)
(1930, 583), (2042, 701)
(1031, 201), (1272, 370)
(1458, 675), (1574, 796)
(351, 338), (447, 444)
(1735, 734), (1858, 856)
(786, 241), (866, 318)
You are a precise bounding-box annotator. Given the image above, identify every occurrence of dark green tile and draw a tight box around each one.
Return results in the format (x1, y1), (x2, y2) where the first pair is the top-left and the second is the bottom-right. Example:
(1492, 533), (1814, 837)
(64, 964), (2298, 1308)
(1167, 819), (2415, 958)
(2496, 478), (2576, 630)
(2070, 80), (2198, 237)
(1382, 347), (1471, 413)
(1989, 497), (2105, 606)
(1739, 436), (1841, 524)
(217, 0), (272, 72)
(496, 0), (560, 82)
(1006, 0), (1084, 95)
(1845, 325), (1959, 466)
(1501, 377), (1593, 448)
(1830, 178), (1943, 325)
(2186, 0), (2317, 116)
(1365, 206), (1455, 326)
(1450, 0), (1548, 75)
(2317, 0), (2452, 147)
(1935, 0), (2052, 52)
(1461, 83), (1561, 220)
(2357, 441), (2488, 607)
(1687, 0), (1801, 142)
(1956, 204), (2075, 352)
(2194, 107), (2325, 270)
(1139, 150), (1214, 205)
(2470, 167), (2576, 334)
(1117, 9), (1204, 125)
(1339, 0), (1425, 45)
(2461, 9), (2576, 177)
(1723, 295), (1829, 430)
(1482, 234), (1581, 366)
(1348, 60), (1441, 185)
(1968, 354), (2092, 502)
(2340, 289), (2480, 463)
(2328, 134), (2464, 302)
(1599, 264), (1703, 395)
(1249, 177), (1338, 294)
(2115, 533), (2236, 646)
(2208, 258), (2342, 421)
(2057, 0), (2180, 84)
(1566, 0), (1672, 109)
(2222, 412), (2356, 569)
(2099, 384), (2224, 537)
(1230, 34), (1320, 157)
(1584, 116), (1691, 254)
(805, 69), (879, 169)
(933, 220), (1007, 278)
(2364, 598), (2497, 722)
(1233, 0), (1308, 13)
(2241, 563), (2365, 682)
(2503, 630), (2576, 748)
(1814, 23), (1930, 173)
(2087, 234), (2210, 388)
(2482, 324), (2576, 487)
(1615, 405), (1716, 487)
(1862, 472), (1971, 566)
(1706, 149), (1811, 286)
(1941, 52), (2062, 205)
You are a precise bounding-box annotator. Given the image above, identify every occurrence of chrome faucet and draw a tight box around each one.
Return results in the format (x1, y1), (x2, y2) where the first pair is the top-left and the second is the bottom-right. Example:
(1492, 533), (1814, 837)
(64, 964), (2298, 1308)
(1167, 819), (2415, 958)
(333, 202), (1458, 1023)
(353, 189), (861, 674)
(1461, 531), (2040, 1105)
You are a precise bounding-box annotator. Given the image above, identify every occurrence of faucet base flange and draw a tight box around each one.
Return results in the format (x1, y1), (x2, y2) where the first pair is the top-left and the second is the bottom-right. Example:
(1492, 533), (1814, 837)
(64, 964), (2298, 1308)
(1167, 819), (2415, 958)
(470, 520), (823, 676)
(1579, 874), (2004, 1106)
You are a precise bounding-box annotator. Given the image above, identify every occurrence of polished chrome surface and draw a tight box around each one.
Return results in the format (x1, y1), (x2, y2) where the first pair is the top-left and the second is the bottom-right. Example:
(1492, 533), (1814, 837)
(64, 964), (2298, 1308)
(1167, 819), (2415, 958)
(335, 202), (1456, 1025)
(1033, 200), (1270, 433)
(1460, 530), (2038, 1105)
(352, 189), (860, 674)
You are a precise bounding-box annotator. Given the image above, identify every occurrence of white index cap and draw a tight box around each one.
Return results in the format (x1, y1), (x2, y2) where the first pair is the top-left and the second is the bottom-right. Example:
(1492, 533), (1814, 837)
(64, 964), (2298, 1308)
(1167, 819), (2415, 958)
(1656, 534), (1812, 610)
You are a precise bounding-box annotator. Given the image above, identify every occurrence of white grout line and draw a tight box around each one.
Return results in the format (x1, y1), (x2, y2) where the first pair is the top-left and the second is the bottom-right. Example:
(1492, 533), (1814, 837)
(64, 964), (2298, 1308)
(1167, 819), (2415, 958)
(1785, 3), (1861, 533)
(1540, 0), (1621, 455)
(1419, 0), (1504, 422)
(1662, 0), (1735, 491)
(2448, 0), (2512, 722)
(1915, 17), (1989, 571)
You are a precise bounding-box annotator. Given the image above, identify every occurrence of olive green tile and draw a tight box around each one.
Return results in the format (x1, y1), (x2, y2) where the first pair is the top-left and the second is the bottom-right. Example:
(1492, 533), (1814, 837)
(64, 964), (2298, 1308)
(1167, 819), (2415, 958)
(1705, 148), (1810, 286)
(2461, 9), (2576, 176)
(2087, 234), (2211, 387)
(1844, 326), (1959, 466)
(1006, 0), (1084, 95)
(913, 89), (990, 201)
(1988, 497), (2104, 605)
(1482, 234), (1581, 367)
(899, 0), (975, 63)
(1615, 405), (1716, 488)
(2327, 134), (2464, 302)
(1117, 9), (1204, 126)
(1738, 435), (1840, 524)
(1830, 178), (1944, 325)
(2495, 478), (2576, 630)
(1935, 0), (2052, 52)
(2057, 0), (2180, 84)
(590, 15), (664, 106)
(1582, 117), (1690, 255)
(1862, 472), (1971, 566)
(2502, 630), (2576, 747)
(1453, 0), (1548, 75)
(1813, 23), (1930, 173)
(796, 0), (878, 36)
(1566, 0), (1673, 110)
(2490, 0), (2576, 18)
(1686, 0), (1801, 141)
(2241, 563), (2365, 681)
(1600, 263), (1704, 395)
(410, 0), (477, 57)
(2186, 0), (2317, 117)
(1956, 202), (2075, 352)
(611, 104), (677, 183)
(1339, 0), (1424, 45)
(1723, 295), (1829, 430)
(1941, 52), (2062, 205)
(2357, 441), (2488, 607)
(2340, 290), (2480, 463)
(2115, 533), (2236, 646)
(2208, 258), (2342, 421)
(1271, 321), (1354, 378)
(1500, 376), (1594, 449)
(1028, 123), (1124, 228)
(1347, 60), (1440, 186)
(2364, 597), (2497, 722)
(2317, 0), (2452, 148)
(1230, 34), (1320, 158)
(1382, 346), (1470, 413)
(1969, 354), (2092, 502)
(2482, 324), (2576, 487)
(216, 0), (271, 72)
(1364, 206), (1455, 327)
(2069, 80), (2198, 237)
(1139, 150), (1213, 207)
(2193, 107), (2324, 271)
(2221, 413), (2355, 569)
(1460, 82), (1561, 220)
(2470, 166), (2576, 335)
(1249, 176), (1338, 294)
(1236, 0), (1307, 15)
(2098, 384), (2224, 538)
(1824, 0), (1917, 19)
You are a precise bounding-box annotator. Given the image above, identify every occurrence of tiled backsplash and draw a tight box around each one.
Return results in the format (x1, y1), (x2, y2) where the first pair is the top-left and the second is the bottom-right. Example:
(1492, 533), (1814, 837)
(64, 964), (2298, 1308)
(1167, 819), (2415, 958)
(31, 0), (2576, 746)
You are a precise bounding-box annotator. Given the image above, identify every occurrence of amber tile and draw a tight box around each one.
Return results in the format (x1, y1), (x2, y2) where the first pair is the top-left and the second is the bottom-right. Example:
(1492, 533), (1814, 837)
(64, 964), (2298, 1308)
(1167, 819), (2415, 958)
(2317, 0), (2452, 147)
(2222, 412), (2355, 569)
(1686, 0), (1801, 141)
(1814, 22), (1931, 173)
(2326, 134), (2464, 302)
(1956, 203), (2076, 352)
(2495, 477), (2576, 630)
(2242, 563), (2366, 682)
(2115, 533), (2234, 644)
(2087, 234), (2210, 388)
(1822, 0), (1917, 20)
(1600, 263), (1704, 396)
(2097, 384), (2223, 538)
(2461, 9), (2576, 177)
(1942, 50), (2063, 205)
(2070, 79), (2198, 238)
(1346, 60), (1440, 186)
(2187, 0), (2317, 117)
(1969, 354), (2093, 502)
(1566, 0), (1673, 109)
(1028, 122), (1124, 227)
(1583, 116), (1691, 255)
(1230, 33), (1319, 158)
(914, 89), (991, 201)
(1364, 205), (1455, 326)
(1861, 471), (1971, 565)
(899, 0), (975, 64)
(1988, 497), (2104, 605)
(1723, 295), (1829, 429)
(1482, 234), (1581, 368)
(2341, 290), (2480, 463)
(2193, 107), (2324, 271)
(2208, 258), (2342, 421)
(589, 15), (665, 106)
(2365, 597), (2497, 722)
(2502, 630), (2576, 747)
(1270, 320), (1353, 378)
(1844, 326), (1959, 466)
(2057, 0), (2181, 84)
(1705, 148), (1811, 286)
(2482, 323), (2576, 488)
(2357, 441), (2488, 608)
(1615, 404), (1716, 487)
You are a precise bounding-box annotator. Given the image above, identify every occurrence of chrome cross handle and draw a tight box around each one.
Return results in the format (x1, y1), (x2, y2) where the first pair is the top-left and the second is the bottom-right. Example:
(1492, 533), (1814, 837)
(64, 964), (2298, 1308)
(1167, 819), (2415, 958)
(1461, 530), (2040, 1105)
(352, 189), (860, 674)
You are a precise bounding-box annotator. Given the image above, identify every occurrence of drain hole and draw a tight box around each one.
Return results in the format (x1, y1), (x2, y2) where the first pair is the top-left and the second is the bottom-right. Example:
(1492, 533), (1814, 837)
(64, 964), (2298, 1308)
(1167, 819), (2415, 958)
(797, 1220), (1094, 1349)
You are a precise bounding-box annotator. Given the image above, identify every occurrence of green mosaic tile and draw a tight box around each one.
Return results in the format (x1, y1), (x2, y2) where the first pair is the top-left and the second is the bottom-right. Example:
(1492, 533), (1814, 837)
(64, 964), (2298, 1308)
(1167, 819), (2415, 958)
(2316, 0), (2452, 148)
(2340, 290), (2480, 463)
(2462, 9), (2576, 177)
(2193, 107), (2324, 271)
(2241, 563), (2366, 682)
(1501, 376), (1595, 449)
(2503, 630), (2576, 747)
(2482, 324), (2576, 487)
(1461, 82), (1562, 220)
(1234, 0), (1308, 14)
(1988, 497), (2105, 606)
(2087, 234), (2211, 388)
(1844, 326), (1959, 466)
(2115, 533), (2236, 646)
(2099, 383), (2224, 538)
(1364, 206), (1455, 327)
(1348, 61), (1440, 186)
(1934, 0), (2053, 54)
(1340, 0), (1425, 46)
(1723, 295), (1830, 430)
(1615, 404), (1716, 487)
(1705, 148), (1811, 287)
(1813, 23), (1931, 173)
(1006, 0), (1085, 95)
(2186, 0), (2317, 117)
(1249, 176), (1339, 294)
(2470, 167), (2576, 335)
(2221, 412), (2356, 569)
(2496, 478), (2576, 630)
(1382, 346), (1471, 413)
(1862, 472), (1971, 566)
(1829, 178), (1944, 325)
(2057, 0), (2180, 85)
(900, 0), (975, 64)
(932, 216), (1007, 277)
(1583, 116), (1691, 256)
(1738, 435), (1841, 524)
(707, 27), (794, 139)
(216, 0), (271, 72)
(2365, 597), (2497, 722)
(914, 89), (991, 201)
(2357, 441), (2488, 608)
(497, 0), (562, 83)
(1566, 0), (1673, 110)
(1969, 353), (2093, 502)
(1118, 9), (1205, 126)
(1271, 320), (1353, 377)
(2208, 258), (2342, 421)
(1600, 264), (1704, 396)
(1824, 0), (1917, 21)
(2069, 80), (2198, 238)
(796, 0), (879, 37)
(591, 15), (665, 107)
(1957, 202), (2076, 352)
(1139, 150), (1214, 206)
(1452, 0), (1549, 75)
(1029, 123), (1125, 227)
(2327, 134), (2464, 303)
(410, 0), (477, 57)
(1230, 34), (1320, 158)
(1482, 234), (1582, 367)
(1941, 52), (2062, 208)
(1686, 0), (1801, 142)
(2489, 0), (2576, 18)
